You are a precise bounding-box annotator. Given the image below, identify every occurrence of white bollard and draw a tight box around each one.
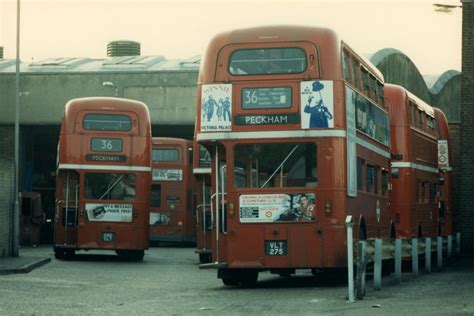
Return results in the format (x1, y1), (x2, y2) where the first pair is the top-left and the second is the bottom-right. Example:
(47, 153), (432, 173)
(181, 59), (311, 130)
(425, 237), (431, 273)
(345, 216), (355, 302)
(394, 239), (402, 284)
(412, 238), (419, 276)
(448, 235), (452, 258)
(437, 236), (443, 270)
(456, 232), (461, 255)
(356, 241), (367, 300)
(374, 238), (382, 290)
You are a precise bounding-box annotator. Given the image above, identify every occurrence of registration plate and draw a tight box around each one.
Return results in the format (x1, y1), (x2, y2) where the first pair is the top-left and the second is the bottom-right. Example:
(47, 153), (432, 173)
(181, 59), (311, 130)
(101, 232), (115, 242)
(265, 240), (287, 256)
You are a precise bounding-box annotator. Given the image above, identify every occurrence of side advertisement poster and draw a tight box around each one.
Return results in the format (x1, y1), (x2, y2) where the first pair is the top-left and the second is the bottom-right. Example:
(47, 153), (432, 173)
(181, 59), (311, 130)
(239, 193), (316, 223)
(153, 169), (183, 181)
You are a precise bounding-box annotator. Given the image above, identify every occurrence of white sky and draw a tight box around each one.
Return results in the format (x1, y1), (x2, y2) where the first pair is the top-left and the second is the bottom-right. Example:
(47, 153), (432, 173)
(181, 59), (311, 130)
(0, 0), (463, 74)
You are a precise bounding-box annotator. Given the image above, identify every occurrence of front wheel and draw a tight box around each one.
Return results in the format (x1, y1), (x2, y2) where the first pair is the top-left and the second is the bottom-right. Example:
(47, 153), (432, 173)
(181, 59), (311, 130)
(222, 278), (240, 286)
(54, 247), (75, 260)
(116, 250), (145, 262)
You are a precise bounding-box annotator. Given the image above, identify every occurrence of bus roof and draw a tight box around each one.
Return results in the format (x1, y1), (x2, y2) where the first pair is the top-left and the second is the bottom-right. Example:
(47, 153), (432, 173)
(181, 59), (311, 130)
(152, 137), (192, 146)
(199, 25), (383, 83)
(434, 108), (450, 139)
(385, 84), (435, 117)
(62, 97), (151, 134)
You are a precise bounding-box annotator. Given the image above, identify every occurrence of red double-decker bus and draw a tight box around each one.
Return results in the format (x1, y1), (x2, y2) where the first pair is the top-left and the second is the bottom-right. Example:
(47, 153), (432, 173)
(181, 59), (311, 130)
(149, 137), (196, 244)
(193, 143), (213, 263)
(386, 84), (445, 238)
(54, 97), (151, 261)
(196, 26), (392, 285)
(434, 108), (453, 236)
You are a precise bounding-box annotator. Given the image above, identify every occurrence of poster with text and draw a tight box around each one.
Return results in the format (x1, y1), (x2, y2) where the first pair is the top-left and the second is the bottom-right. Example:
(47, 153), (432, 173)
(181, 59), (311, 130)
(149, 212), (171, 225)
(200, 84), (232, 131)
(152, 169), (183, 181)
(239, 193), (316, 223)
(86, 203), (132, 222)
(300, 80), (334, 129)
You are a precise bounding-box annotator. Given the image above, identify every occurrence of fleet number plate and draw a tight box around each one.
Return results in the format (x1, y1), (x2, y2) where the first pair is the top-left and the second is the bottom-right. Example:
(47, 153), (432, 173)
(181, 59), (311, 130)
(101, 232), (115, 242)
(265, 240), (287, 256)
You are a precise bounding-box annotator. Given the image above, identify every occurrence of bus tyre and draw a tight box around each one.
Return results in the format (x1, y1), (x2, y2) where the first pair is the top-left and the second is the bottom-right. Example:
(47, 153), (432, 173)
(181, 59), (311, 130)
(199, 253), (212, 264)
(239, 271), (258, 288)
(54, 247), (74, 260)
(131, 250), (145, 262)
(54, 247), (65, 260)
(116, 250), (144, 261)
(222, 278), (240, 286)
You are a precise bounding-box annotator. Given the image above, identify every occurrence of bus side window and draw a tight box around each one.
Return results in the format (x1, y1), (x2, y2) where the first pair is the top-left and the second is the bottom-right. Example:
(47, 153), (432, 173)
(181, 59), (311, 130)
(361, 67), (370, 97)
(357, 158), (363, 191)
(366, 164), (375, 193)
(374, 166), (379, 194)
(342, 49), (351, 82)
(352, 58), (361, 90)
(381, 170), (388, 196)
(151, 184), (161, 207)
(59, 170), (80, 202)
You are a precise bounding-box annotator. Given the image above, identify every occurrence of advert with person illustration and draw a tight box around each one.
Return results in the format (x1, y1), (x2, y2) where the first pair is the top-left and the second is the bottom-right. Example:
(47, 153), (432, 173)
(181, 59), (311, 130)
(300, 80), (334, 129)
(200, 84), (232, 131)
(239, 193), (316, 223)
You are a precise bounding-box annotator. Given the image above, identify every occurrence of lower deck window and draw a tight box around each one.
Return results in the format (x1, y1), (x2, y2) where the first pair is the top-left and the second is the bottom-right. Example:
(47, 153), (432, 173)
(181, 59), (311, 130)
(233, 142), (317, 188)
(85, 173), (136, 200)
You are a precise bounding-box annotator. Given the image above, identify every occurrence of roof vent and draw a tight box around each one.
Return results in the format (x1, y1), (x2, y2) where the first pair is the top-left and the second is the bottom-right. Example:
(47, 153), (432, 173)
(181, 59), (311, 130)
(107, 41), (140, 57)
(0, 47), (3, 59)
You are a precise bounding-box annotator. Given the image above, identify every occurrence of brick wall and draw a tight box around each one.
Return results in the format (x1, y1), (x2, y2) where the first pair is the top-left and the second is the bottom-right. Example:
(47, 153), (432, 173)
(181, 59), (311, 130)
(460, 0), (474, 252)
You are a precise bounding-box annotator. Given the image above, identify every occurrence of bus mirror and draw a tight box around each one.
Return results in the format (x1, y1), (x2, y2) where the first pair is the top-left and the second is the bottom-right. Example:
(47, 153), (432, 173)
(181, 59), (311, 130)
(439, 176), (445, 184)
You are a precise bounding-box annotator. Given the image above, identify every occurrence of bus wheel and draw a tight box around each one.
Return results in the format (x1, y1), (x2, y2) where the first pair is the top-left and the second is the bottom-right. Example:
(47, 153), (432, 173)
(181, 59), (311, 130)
(222, 277), (239, 286)
(54, 247), (74, 260)
(199, 253), (212, 264)
(54, 247), (65, 260)
(131, 250), (145, 262)
(239, 271), (258, 287)
(116, 250), (144, 262)
(127, 250), (144, 262)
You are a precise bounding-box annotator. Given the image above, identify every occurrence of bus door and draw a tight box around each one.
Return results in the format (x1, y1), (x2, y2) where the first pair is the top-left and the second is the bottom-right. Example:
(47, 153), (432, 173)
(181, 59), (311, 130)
(212, 145), (229, 263)
(55, 170), (79, 246)
(196, 175), (212, 250)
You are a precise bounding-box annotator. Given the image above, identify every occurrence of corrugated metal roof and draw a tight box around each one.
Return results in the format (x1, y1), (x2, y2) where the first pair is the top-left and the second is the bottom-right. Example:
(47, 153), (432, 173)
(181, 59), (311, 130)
(0, 55), (201, 73)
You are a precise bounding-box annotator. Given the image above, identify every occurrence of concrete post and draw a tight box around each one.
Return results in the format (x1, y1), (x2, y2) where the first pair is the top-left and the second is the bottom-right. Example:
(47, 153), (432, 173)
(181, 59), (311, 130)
(412, 238), (419, 276)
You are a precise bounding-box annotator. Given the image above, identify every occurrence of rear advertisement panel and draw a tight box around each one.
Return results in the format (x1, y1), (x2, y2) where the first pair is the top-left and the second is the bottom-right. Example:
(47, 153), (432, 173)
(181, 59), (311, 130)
(239, 193), (316, 223)
(86, 203), (133, 222)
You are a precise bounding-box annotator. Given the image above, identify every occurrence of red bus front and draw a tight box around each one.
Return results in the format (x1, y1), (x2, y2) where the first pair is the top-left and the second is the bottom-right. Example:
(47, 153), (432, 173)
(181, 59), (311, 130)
(54, 97), (151, 261)
(196, 26), (391, 285)
(149, 138), (196, 244)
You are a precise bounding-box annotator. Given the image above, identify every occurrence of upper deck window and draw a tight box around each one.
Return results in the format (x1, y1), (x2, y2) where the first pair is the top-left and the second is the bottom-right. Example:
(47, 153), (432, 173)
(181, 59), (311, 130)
(342, 49), (352, 82)
(83, 114), (131, 131)
(351, 59), (361, 90)
(152, 148), (179, 162)
(229, 47), (307, 76)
